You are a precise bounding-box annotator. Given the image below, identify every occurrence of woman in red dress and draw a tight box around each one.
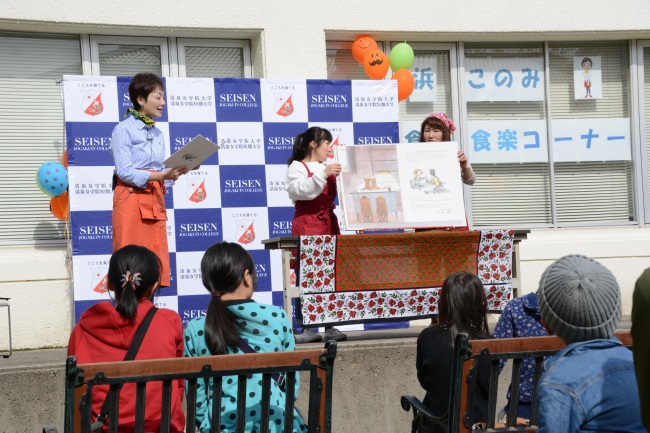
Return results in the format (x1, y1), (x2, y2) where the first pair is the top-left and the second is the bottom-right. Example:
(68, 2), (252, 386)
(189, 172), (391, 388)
(286, 126), (347, 343)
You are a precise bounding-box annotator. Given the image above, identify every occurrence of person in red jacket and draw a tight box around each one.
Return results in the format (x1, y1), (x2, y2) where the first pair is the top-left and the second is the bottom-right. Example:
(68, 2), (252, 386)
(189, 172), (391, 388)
(67, 245), (185, 433)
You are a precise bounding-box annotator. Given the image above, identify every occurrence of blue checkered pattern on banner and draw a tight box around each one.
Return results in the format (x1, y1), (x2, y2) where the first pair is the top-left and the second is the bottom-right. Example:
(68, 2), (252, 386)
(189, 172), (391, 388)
(64, 76), (402, 332)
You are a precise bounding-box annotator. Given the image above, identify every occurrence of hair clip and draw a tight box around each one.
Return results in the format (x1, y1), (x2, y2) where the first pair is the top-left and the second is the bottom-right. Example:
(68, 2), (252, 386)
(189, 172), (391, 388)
(211, 291), (222, 298)
(121, 271), (142, 291)
(427, 112), (457, 133)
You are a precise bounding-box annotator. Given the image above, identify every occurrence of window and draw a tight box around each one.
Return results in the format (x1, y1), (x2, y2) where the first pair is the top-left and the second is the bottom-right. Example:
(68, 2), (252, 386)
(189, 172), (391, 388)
(0, 32), (82, 243)
(326, 41), (373, 80)
(177, 39), (252, 78)
(640, 42), (650, 223)
(464, 43), (550, 227)
(396, 43), (457, 146)
(90, 36), (169, 77)
(548, 41), (633, 225)
(466, 42), (634, 228)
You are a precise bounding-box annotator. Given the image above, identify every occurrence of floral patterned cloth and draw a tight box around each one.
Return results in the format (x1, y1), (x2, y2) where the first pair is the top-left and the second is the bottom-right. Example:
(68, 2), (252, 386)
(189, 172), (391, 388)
(298, 230), (514, 326)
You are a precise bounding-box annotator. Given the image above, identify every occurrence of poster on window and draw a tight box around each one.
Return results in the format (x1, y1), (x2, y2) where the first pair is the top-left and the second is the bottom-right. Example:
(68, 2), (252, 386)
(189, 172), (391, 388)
(336, 142), (466, 230)
(408, 56), (438, 102)
(465, 57), (545, 102)
(573, 55), (602, 100)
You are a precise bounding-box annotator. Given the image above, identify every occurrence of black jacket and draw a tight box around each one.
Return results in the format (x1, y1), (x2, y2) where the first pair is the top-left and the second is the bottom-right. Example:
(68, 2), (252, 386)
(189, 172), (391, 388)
(416, 325), (491, 433)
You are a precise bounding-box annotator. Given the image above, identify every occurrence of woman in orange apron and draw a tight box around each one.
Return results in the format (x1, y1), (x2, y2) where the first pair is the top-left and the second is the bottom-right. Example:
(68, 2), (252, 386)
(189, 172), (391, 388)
(111, 73), (190, 287)
(286, 126), (346, 343)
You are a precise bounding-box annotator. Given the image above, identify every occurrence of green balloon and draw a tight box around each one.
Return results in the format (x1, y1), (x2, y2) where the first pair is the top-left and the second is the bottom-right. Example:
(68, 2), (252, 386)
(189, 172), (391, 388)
(389, 43), (414, 71)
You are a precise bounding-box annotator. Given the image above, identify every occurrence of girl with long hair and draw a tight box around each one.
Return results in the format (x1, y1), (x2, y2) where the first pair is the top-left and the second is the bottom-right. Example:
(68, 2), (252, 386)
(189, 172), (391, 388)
(184, 241), (306, 433)
(415, 272), (491, 433)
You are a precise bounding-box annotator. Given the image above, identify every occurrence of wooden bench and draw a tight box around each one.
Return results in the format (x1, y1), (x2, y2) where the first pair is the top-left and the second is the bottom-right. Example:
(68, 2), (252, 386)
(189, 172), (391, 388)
(401, 332), (632, 433)
(59, 341), (337, 433)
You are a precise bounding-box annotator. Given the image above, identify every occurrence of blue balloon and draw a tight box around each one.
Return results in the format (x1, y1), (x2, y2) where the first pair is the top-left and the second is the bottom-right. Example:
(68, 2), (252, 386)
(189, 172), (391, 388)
(36, 161), (68, 197)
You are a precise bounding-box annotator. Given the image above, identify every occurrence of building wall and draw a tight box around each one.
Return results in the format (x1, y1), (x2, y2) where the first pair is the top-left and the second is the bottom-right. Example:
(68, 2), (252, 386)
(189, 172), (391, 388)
(1, 0), (650, 349)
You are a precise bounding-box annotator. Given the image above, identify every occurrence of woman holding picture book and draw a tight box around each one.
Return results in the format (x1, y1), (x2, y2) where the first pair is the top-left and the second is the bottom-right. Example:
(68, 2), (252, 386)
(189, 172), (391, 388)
(286, 126), (347, 343)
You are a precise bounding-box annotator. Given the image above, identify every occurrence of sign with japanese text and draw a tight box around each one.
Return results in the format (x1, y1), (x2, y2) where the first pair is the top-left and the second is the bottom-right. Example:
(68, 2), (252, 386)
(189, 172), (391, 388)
(408, 56), (438, 102)
(552, 118), (630, 162)
(467, 120), (548, 163)
(467, 118), (631, 163)
(465, 58), (545, 102)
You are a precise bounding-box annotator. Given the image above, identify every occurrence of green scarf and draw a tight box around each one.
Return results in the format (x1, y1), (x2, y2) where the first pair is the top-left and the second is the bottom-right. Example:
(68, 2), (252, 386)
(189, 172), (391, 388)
(126, 108), (156, 126)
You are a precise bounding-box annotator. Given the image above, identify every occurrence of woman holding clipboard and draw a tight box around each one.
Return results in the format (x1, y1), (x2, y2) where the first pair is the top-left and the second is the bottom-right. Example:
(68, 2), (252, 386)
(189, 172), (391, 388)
(110, 73), (190, 288)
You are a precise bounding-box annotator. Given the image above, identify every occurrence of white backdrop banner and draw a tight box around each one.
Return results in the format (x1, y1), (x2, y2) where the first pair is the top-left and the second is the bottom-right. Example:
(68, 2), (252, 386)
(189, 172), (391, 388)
(64, 76), (400, 328)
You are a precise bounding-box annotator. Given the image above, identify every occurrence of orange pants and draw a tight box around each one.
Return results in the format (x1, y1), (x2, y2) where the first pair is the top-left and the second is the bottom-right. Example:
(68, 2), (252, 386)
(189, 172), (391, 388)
(112, 179), (170, 287)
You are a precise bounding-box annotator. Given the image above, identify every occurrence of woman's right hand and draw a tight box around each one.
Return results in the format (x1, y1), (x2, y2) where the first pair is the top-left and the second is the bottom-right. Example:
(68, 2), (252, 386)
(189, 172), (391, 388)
(324, 163), (342, 177)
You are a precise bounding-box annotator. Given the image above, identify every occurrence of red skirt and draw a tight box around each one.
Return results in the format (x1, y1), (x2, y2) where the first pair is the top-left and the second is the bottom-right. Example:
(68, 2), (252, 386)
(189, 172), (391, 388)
(112, 179), (170, 287)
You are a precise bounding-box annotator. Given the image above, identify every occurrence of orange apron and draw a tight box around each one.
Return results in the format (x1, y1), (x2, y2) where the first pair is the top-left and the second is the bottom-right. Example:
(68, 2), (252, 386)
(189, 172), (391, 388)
(112, 177), (170, 287)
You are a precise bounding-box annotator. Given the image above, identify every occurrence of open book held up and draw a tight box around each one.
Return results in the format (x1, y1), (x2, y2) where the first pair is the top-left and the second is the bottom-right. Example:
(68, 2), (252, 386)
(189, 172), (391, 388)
(163, 135), (219, 168)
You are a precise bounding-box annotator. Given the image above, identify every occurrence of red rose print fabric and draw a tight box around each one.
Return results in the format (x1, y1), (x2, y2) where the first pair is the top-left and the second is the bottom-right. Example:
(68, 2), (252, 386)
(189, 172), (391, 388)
(298, 230), (514, 326)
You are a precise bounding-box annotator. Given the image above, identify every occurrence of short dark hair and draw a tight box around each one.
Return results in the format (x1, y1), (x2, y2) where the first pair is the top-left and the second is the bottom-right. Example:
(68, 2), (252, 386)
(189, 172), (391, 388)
(419, 116), (451, 142)
(581, 57), (593, 68)
(128, 73), (164, 111)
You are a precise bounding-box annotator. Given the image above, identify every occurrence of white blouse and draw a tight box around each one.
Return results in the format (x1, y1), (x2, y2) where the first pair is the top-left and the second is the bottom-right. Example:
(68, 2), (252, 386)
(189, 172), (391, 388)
(286, 160), (329, 201)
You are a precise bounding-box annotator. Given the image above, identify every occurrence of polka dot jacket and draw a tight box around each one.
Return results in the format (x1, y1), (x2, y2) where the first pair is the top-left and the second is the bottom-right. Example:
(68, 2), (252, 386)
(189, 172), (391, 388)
(493, 293), (548, 403)
(184, 299), (307, 433)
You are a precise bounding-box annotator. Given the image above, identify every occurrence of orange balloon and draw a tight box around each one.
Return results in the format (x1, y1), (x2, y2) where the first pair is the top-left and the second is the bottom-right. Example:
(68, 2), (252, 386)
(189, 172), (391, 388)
(351, 35), (378, 63)
(60, 150), (68, 168)
(391, 69), (415, 101)
(50, 191), (69, 221)
(363, 50), (389, 80)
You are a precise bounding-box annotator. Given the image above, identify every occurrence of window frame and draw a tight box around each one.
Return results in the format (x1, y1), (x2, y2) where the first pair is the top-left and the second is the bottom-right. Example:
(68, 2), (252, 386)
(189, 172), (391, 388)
(174, 38), (253, 78)
(88, 35), (171, 77)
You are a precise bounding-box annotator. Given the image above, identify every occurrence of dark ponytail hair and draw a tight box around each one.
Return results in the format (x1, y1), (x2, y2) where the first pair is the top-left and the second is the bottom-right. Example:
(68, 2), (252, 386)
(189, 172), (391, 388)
(437, 271), (490, 346)
(287, 126), (333, 165)
(107, 245), (161, 322)
(202, 241), (258, 355)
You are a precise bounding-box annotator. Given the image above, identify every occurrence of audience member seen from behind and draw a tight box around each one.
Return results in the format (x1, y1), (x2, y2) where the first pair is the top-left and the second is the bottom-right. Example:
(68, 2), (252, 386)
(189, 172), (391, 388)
(416, 272), (491, 433)
(67, 245), (185, 433)
(493, 292), (548, 423)
(419, 112), (475, 186)
(632, 268), (650, 430)
(286, 126), (347, 343)
(184, 241), (306, 433)
(536, 255), (645, 433)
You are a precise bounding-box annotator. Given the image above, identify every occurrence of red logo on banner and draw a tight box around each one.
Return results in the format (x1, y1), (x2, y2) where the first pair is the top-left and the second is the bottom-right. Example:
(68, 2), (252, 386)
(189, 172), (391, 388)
(188, 179), (207, 203)
(275, 92), (294, 117)
(236, 220), (256, 244)
(92, 271), (108, 294)
(83, 91), (104, 116)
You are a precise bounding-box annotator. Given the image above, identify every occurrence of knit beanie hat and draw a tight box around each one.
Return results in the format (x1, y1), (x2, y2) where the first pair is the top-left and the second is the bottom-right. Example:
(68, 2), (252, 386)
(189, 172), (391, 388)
(537, 254), (621, 343)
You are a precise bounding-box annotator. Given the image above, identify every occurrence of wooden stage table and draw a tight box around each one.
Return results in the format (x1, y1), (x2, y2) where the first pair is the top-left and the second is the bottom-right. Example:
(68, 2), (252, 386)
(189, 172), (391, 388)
(262, 231), (529, 320)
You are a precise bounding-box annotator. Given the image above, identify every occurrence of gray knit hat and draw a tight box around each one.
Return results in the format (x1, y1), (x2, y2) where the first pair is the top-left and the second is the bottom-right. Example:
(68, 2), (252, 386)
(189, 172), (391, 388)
(537, 254), (621, 343)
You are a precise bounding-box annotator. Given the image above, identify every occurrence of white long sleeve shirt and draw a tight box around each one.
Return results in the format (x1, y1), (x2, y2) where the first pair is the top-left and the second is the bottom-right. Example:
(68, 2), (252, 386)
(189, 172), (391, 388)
(286, 160), (329, 201)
